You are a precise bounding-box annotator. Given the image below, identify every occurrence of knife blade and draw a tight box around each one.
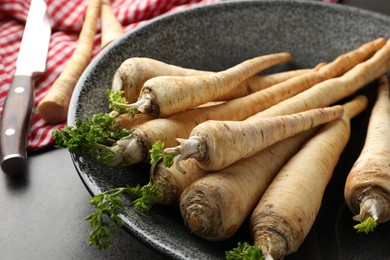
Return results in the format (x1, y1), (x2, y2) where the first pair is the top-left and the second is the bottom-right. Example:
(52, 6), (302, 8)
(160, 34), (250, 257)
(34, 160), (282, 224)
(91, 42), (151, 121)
(0, 0), (51, 175)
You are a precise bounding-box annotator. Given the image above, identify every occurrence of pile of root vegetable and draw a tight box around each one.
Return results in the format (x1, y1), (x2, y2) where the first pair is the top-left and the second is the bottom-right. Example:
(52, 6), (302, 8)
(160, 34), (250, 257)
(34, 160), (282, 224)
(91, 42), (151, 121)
(54, 37), (390, 259)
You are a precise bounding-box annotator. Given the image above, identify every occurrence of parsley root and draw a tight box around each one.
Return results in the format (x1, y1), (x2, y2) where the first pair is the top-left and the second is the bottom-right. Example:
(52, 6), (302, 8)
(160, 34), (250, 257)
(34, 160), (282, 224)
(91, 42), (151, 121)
(125, 52), (293, 116)
(38, 0), (102, 124)
(344, 75), (390, 233)
(112, 57), (209, 103)
(100, 0), (124, 50)
(164, 105), (344, 172)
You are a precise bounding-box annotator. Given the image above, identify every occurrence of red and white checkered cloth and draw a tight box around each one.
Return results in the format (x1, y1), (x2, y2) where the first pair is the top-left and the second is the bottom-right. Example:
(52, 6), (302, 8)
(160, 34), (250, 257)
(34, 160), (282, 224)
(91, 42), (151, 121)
(0, 0), (336, 152)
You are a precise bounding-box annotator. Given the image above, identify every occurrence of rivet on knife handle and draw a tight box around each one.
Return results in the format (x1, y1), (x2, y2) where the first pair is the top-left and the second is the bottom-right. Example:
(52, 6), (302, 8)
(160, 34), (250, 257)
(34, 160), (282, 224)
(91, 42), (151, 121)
(0, 75), (34, 175)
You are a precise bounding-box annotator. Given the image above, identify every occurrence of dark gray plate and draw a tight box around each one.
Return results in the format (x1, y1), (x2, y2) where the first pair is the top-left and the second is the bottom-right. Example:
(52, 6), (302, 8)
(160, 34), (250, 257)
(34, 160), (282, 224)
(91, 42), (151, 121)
(68, 1), (390, 259)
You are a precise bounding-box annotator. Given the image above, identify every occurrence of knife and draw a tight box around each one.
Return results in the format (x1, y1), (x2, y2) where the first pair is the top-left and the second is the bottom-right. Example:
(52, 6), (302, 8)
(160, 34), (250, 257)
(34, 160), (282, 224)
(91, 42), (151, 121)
(0, 0), (51, 175)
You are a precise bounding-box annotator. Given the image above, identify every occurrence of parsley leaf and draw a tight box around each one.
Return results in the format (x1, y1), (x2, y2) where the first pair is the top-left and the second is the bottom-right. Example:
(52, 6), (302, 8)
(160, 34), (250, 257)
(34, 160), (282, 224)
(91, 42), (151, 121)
(149, 140), (174, 167)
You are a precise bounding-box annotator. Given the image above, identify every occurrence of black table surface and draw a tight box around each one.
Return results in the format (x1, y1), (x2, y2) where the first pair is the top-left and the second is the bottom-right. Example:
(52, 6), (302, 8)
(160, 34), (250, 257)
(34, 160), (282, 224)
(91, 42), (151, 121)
(1, 1), (389, 259)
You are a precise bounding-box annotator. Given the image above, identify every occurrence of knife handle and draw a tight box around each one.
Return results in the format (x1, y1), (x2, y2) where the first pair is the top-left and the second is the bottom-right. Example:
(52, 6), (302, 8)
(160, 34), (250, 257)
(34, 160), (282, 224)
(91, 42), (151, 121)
(0, 75), (34, 175)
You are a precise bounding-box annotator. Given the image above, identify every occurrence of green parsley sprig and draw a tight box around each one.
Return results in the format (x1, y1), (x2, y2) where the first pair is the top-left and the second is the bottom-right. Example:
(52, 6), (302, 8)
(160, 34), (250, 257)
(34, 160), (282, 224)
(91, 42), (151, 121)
(132, 182), (163, 213)
(225, 242), (265, 260)
(106, 89), (137, 117)
(52, 113), (131, 165)
(86, 186), (141, 249)
(85, 183), (162, 250)
(149, 140), (174, 167)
